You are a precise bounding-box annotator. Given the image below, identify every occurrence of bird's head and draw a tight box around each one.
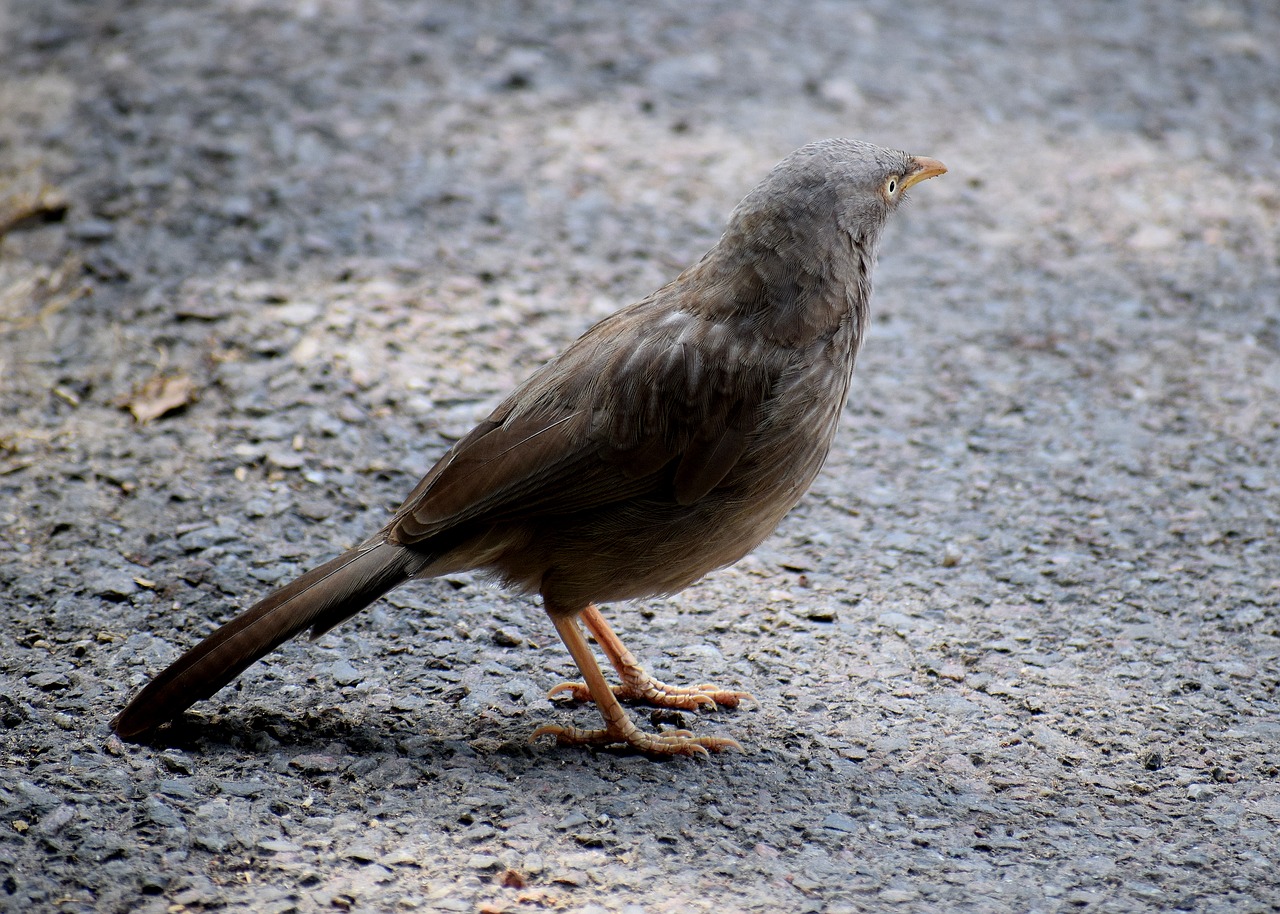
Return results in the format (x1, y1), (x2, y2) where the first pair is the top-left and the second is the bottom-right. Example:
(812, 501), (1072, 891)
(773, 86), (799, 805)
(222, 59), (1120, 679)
(678, 138), (945, 342)
(728, 138), (946, 257)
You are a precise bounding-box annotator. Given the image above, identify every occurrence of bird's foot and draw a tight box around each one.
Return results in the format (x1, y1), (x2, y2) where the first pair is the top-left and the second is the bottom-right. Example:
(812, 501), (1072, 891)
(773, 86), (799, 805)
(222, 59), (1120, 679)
(530, 718), (741, 758)
(548, 675), (753, 711)
(537, 609), (746, 756)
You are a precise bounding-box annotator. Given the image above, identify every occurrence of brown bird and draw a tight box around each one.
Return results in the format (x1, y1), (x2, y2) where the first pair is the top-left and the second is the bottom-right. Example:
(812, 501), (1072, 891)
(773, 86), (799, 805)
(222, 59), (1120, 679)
(112, 139), (945, 756)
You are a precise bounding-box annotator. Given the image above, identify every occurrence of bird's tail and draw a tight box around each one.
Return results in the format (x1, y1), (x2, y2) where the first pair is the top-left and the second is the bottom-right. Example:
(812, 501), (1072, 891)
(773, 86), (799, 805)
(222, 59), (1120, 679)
(111, 542), (414, 741)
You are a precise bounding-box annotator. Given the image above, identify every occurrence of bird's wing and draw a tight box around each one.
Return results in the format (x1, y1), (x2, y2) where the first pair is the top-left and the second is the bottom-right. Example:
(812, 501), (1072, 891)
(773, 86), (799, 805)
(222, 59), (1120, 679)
(387, 293), (779, 544)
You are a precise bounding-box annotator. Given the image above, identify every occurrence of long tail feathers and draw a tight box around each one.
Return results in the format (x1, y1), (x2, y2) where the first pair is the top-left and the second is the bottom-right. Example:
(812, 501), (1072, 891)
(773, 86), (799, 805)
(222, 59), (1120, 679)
(111, 542), (414, 741)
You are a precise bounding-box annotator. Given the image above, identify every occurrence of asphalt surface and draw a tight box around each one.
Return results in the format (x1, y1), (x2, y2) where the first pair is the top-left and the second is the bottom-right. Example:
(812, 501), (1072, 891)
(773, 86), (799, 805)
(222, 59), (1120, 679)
(1, 2), (1278, 912)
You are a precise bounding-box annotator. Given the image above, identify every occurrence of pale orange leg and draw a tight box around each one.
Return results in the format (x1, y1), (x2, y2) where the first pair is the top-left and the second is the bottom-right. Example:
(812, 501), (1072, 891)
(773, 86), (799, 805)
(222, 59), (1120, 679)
(530, 610), (740, 757)
(547, 603), (755, 711)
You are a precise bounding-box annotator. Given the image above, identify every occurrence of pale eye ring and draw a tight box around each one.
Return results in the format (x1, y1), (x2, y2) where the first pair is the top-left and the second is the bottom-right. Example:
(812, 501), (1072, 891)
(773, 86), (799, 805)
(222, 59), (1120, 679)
(885, 176), (899, 195)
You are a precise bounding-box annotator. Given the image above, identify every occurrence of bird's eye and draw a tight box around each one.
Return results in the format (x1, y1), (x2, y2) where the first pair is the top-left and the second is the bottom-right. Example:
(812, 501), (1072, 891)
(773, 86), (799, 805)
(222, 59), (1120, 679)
(885, 176), (899, 196)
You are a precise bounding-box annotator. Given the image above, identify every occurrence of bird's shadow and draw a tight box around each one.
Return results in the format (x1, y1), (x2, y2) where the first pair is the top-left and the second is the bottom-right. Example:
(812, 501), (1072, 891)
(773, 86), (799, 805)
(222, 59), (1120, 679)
(119, 699), (741, 769)
(122, 705), (487, 761)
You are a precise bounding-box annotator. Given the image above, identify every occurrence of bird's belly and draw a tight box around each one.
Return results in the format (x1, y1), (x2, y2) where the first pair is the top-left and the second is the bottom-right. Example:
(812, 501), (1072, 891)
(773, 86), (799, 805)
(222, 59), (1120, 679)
(534, 411), (839, 610)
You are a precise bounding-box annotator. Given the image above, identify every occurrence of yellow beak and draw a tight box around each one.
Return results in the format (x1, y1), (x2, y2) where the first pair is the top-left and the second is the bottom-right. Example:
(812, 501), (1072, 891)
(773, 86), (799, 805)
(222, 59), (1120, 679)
(901, 156), (947, 191)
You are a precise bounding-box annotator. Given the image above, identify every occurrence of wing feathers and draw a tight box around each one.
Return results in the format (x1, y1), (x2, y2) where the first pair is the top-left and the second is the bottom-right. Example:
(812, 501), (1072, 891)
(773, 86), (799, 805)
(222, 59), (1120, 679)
(387, 293), (783, 545)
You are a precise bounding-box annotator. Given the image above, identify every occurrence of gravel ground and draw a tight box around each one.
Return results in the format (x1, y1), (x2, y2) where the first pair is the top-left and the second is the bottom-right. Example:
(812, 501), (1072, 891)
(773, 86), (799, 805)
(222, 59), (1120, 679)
(2, 1), (1279, 912)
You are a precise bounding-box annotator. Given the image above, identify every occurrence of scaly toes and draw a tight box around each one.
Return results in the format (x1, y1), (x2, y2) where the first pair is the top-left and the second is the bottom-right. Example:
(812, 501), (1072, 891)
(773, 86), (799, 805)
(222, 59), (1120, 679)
(530, 721), (741, 758)
(546, 681), (592, 703)
(547, 678), (754, 712)
(678, 684), (756, 710)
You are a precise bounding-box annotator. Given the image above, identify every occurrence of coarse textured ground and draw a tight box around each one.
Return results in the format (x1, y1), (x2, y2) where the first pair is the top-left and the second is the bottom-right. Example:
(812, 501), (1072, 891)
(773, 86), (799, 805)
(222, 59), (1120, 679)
(2, 1), (1279, 912)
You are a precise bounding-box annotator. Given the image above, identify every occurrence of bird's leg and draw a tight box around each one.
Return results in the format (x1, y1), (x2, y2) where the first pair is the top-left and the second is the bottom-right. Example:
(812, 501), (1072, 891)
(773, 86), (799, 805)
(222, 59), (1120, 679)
(547, 603), (754, 711)
(531, 609), (740, 757)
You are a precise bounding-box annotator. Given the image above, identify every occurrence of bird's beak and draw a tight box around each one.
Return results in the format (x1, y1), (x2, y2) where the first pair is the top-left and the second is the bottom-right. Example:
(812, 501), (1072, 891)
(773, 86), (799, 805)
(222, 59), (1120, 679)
(901, 156), (947, 191)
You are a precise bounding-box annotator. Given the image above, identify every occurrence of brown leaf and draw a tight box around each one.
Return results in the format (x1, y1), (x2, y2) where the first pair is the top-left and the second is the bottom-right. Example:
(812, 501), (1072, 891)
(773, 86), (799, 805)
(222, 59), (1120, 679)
(120, 373), (197, 423)
(0, 176), (68, 238)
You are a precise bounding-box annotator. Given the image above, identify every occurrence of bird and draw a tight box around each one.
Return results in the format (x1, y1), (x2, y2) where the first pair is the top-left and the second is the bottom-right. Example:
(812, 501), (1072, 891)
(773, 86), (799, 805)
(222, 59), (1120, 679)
(111, 139), (946, 757)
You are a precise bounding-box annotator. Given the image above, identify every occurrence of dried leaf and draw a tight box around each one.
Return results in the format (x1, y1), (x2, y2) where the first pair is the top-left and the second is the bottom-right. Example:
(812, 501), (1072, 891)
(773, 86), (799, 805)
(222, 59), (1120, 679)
(120, 373), (197, 423)
(0, 176), (68, 238)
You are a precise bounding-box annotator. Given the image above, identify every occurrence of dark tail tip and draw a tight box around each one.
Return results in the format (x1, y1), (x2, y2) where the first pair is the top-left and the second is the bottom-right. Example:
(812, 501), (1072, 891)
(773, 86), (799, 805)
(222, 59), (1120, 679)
(111, 543), (410, 740)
